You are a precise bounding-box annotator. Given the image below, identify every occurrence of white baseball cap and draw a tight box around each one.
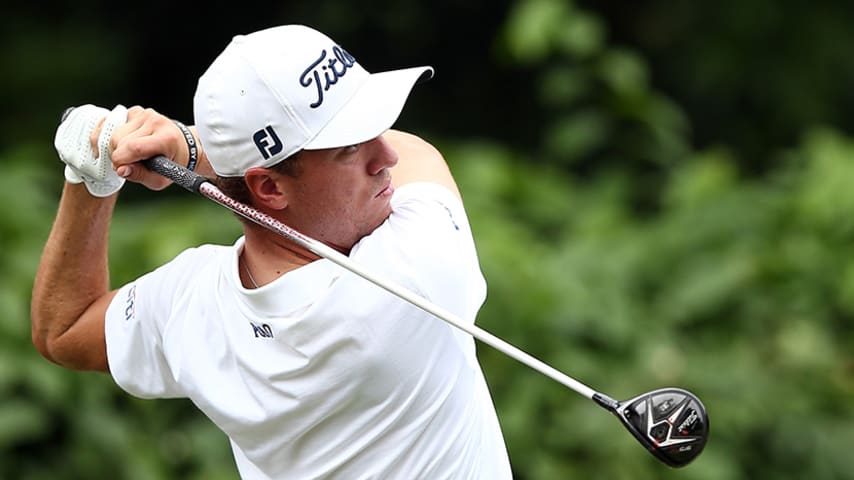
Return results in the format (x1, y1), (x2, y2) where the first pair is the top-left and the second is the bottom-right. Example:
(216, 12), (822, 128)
(193, 25), (433, 177)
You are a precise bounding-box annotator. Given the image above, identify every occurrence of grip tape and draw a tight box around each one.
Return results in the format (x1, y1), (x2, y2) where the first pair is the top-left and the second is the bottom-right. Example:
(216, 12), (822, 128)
(143, 155), (209, 193)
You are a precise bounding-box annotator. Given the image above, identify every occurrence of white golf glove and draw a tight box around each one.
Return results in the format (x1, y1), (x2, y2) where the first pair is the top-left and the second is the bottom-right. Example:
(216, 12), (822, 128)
(54, 104), (128, 197)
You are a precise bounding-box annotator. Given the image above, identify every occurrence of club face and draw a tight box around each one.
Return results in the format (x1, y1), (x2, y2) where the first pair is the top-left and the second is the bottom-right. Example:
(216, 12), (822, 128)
(615, 388), (709, 467)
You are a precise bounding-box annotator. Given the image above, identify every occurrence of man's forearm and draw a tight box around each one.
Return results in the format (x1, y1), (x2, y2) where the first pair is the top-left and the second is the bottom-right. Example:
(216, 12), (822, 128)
(31, 181), (116, 365)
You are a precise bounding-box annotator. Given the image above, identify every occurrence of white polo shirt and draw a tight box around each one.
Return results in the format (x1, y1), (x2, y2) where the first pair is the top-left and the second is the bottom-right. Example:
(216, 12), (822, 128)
(104, 183), (512, 479)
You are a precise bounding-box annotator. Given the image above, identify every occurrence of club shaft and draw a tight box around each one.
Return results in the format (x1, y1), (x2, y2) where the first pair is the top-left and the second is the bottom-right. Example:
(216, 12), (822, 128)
(145, 155), (600, 400)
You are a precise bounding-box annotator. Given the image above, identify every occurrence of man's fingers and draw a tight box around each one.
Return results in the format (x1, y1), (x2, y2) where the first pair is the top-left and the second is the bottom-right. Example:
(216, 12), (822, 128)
(116, 163), (172, 191)
(126, 105), (146, 117)
(84, 105), (179, 191)
(111, 135), (174, 191)
(111, 133), (169, 165)
(89, 117), (106, 157)
(109, 112), (152, 152)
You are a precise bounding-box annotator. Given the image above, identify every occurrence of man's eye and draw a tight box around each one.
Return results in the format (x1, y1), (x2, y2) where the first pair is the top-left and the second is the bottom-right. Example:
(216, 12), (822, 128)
(335, 143), (360, 161)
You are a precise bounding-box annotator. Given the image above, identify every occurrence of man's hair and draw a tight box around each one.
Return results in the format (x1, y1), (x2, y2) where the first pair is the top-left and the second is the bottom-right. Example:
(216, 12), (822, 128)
(214, 152), (304, 218)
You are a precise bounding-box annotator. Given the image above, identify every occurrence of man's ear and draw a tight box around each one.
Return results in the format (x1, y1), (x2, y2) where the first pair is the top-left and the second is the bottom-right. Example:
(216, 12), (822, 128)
(244, 167), (288, 210)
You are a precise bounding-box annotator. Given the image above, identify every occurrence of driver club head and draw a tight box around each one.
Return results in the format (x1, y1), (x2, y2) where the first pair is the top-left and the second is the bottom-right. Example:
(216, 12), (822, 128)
(613, 387), (709, 467)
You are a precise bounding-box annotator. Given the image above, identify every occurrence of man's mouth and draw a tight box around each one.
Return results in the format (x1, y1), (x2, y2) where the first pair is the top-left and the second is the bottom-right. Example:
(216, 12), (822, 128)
(375, 182), (394, 198)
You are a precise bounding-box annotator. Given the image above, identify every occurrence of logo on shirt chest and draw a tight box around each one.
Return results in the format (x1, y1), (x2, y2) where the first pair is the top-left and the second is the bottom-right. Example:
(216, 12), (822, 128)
(251, 322), (274, 338)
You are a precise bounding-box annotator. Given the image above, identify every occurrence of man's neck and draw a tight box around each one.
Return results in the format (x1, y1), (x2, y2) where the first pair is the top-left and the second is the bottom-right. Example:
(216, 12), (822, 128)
(240, 226), (321, 287)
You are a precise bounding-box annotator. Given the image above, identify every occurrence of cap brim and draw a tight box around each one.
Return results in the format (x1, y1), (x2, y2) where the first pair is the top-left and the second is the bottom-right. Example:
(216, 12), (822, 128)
(303, 66), (433, 150)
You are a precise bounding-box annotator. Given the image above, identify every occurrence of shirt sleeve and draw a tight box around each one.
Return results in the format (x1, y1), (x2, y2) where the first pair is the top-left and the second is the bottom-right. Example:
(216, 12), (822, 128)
(104, 247), (214, 399)
(356, 182), (487, 324)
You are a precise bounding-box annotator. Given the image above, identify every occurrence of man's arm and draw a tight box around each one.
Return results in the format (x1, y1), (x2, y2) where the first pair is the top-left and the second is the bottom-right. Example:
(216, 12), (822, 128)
(31, 182), (117, 371)
(32, 105), (204, 372)
(384, 130), (462, 201)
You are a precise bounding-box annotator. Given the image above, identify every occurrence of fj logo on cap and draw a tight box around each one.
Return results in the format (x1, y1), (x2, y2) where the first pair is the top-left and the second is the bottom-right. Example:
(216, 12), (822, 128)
(253, 126), (283, 160)
(300, 46), (357, 108)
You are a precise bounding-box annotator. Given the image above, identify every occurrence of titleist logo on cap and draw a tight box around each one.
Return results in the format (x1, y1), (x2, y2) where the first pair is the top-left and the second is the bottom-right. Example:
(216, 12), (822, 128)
(299, 46), (358, 108)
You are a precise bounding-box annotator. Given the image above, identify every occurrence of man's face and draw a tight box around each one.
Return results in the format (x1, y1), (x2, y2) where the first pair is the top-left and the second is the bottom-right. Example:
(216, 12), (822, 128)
(279, 135), (399, 251)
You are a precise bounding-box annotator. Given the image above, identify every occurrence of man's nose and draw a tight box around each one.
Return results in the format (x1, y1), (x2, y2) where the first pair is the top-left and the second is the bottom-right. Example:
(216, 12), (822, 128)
(365, 135), (399, 175)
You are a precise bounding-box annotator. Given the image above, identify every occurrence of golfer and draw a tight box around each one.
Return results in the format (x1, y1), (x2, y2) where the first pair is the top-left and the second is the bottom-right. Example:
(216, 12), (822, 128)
(32, 25), (512, 479)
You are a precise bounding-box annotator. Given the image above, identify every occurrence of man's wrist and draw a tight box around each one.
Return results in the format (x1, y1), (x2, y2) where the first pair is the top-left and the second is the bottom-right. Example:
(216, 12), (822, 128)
(173, 120), (198, 171)
(64, 165), (85, 185)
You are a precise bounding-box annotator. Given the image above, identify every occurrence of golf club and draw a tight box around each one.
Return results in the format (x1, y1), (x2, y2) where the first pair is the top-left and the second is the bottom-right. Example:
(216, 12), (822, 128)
(61, 107), (709, 467)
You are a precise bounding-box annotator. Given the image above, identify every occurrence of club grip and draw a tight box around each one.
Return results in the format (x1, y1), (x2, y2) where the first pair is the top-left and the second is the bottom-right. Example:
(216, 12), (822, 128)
(61, 106), (75, 123)
(143, 155), (210, 193)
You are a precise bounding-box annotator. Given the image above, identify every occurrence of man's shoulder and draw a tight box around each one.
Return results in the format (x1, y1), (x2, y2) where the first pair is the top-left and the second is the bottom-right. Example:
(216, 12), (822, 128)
(173, 242), (233, 262)
(169, 243), (234, 264)
(391, 182), (463, 211)
(389, 183), (468, 234)
(150, 242), (235, 280)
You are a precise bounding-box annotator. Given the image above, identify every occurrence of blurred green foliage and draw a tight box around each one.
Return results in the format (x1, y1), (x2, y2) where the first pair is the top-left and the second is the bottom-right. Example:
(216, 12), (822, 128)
(454, 127), (854, 479)
(3, 0), (854, 478)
